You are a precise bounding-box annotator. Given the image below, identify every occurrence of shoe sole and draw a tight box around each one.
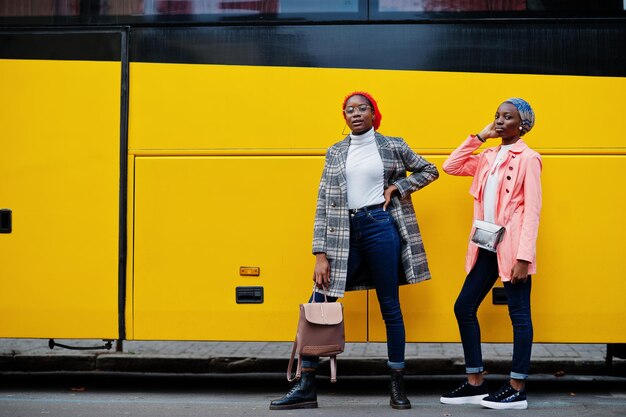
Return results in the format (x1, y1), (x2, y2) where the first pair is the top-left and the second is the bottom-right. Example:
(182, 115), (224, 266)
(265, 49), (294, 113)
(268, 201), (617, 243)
(440, 394), (487, 405)
(480, 399), (528, 410)
(269, 401), (318, 410)
(390, 400), (412, 410)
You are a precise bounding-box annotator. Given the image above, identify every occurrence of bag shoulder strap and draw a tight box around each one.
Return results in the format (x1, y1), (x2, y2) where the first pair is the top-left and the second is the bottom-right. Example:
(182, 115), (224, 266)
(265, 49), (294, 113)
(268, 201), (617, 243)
(330, 355), (337, 383)
(286, 340), (339, 383)
(286, 338), (301, 382)
(286, 287), (337, 383)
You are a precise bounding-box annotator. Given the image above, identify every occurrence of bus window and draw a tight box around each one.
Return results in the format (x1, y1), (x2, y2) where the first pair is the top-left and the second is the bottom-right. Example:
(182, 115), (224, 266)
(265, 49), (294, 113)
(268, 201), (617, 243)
(97, 0), (360, 16)
(1, 1), (624, 19)
(375, 0), (625, 12)
(378, 0), (525, 11)
(0, 0), (80, 16)
(99, 0), (279, 15)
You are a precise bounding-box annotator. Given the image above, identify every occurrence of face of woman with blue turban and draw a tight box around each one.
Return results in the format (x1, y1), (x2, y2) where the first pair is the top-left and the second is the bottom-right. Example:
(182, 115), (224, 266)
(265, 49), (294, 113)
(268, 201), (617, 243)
(492, 98), (535, 145)
(494, 102), (524, 142)
(476, 98), (535, 145)
(504, 97), (535, 136)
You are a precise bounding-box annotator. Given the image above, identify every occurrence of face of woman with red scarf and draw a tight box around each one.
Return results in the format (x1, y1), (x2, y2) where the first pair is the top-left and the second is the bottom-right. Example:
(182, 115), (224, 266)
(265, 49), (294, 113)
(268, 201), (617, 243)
(344, 95), (375, 135)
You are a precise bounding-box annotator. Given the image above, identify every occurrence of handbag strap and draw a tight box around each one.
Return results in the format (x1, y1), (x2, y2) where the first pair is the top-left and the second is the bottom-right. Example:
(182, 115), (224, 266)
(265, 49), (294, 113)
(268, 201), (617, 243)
(311, 286), (329, 304)
(330, 355), (337, 383)
(286, 338), (301, 382)
(286, 340), (338, 383)
(286, 341), (339, 383)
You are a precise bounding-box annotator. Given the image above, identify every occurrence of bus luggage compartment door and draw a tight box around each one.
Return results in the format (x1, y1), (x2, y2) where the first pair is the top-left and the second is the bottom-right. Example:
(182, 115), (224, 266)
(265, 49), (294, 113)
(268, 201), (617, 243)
(132, 155), (367, 341)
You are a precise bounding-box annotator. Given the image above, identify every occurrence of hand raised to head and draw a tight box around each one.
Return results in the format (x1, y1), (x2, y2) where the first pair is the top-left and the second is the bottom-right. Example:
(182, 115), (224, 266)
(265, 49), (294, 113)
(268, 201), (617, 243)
(478, 122), (498, 140)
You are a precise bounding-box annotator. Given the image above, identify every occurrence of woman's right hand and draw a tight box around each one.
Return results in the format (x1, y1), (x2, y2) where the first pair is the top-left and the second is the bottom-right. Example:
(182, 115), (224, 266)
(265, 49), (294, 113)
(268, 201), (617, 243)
(478, 122), (498, 140)
(313, 253), (330, 289)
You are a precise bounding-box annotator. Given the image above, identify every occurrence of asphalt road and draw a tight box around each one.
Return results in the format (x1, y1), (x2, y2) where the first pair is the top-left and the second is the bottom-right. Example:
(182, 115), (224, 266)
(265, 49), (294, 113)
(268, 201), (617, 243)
(1, 373), (625, 417)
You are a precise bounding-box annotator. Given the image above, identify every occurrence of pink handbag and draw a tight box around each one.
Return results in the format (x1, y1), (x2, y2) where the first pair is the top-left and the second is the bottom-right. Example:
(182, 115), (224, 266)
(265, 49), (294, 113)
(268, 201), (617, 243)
(287, 289), (345, 383)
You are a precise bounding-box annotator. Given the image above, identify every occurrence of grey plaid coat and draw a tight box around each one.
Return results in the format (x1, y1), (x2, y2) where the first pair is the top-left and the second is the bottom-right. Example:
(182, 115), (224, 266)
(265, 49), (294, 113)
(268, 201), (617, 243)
(313, 132), (439, 298)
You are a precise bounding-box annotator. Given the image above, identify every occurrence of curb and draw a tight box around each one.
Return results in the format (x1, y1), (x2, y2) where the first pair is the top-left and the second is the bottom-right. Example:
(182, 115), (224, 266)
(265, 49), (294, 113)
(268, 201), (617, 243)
(0, 355), (96, 373)
(1, 355), (624, 377)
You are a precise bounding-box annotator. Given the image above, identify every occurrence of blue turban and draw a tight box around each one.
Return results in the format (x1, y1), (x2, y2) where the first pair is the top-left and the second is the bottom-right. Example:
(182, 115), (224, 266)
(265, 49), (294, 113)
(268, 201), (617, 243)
(505, 98), (535, 136)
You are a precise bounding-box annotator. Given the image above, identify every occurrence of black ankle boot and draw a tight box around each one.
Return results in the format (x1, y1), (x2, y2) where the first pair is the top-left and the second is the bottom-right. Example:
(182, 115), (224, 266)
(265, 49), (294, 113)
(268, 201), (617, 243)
(389, 369), (411, 409)
(269, 370), (318, 410)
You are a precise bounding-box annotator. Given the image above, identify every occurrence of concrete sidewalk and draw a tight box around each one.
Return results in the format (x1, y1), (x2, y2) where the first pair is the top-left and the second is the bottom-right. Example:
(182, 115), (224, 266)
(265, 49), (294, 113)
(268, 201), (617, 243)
(1, 339), (624, 377)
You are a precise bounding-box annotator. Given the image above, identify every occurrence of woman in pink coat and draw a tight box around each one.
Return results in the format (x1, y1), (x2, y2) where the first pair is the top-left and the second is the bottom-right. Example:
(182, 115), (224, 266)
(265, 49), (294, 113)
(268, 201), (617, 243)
(440, 98), (541, 410)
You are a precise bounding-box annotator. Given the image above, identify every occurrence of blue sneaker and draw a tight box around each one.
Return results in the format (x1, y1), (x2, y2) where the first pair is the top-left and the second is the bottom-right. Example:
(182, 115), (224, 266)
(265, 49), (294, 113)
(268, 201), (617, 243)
(440, 380), (489, 405)
(480, 382), (528, 410)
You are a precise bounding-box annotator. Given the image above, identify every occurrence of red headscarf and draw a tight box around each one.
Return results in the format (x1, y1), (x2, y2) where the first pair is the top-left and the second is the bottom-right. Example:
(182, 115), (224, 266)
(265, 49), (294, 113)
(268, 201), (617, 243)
(342, 91), (382, 131)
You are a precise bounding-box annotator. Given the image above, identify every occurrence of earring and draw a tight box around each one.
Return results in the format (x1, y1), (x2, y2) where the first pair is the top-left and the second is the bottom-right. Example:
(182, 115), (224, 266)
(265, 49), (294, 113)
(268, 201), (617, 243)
(519, 126), (523, 130)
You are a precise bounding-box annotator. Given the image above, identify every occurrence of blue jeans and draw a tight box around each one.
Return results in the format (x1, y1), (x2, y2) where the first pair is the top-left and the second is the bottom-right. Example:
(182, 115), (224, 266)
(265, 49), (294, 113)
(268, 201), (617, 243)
(302, 207), (406, 370)
(454, 249), (533, 379)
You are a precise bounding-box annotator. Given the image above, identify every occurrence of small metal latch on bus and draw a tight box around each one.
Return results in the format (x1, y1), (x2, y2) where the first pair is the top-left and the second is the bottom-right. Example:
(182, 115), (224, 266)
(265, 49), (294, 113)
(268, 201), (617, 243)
(492, 287), (508, 305)
(236, 286), (264, 304)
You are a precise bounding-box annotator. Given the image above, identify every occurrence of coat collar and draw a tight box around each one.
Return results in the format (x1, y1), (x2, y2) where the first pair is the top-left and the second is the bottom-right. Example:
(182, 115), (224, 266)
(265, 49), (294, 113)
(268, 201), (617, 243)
(338, 136), (351, 153)
(485, 138), (529, 155)
(374, 131), (392, 149)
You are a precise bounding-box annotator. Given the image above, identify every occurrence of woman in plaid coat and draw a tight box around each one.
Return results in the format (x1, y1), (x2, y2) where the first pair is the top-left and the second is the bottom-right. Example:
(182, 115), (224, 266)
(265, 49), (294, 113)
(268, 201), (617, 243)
(270, 92), (439, 411)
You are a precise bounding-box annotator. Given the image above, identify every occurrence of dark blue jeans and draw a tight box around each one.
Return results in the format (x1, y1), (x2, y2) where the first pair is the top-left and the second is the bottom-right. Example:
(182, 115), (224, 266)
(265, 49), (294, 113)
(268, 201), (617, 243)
(302, 207), (406, 370)
(454, 249), (533, 379)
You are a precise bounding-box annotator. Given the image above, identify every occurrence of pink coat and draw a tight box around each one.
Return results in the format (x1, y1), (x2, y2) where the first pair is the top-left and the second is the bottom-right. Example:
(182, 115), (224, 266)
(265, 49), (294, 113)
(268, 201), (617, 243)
(442, 135), (542, 281)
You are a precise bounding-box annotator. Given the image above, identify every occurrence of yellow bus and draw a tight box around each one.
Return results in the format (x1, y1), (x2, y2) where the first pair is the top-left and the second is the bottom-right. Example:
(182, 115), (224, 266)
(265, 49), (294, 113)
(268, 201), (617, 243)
(1, 0), (625, 360)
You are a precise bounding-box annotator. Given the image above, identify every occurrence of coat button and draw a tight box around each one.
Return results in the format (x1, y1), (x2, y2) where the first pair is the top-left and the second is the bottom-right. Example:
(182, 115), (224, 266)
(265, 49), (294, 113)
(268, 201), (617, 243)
(506, 189), (510, 193)
(509, 166), (514, 170)
(329, 227), (335, 232)
(512, 155), (516, 158)
(507, 176), (511, 180)
(330, 202), (336, 207)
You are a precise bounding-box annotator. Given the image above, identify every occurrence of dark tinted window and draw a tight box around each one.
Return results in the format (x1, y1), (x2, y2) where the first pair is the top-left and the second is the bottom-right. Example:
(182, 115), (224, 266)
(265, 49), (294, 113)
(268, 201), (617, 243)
(98, 0), (359, 15)
(377, 0), (526, 12)
(0, 0), (80, 16)
(0, 0), (623, 21)
(374, 0), (625, 14)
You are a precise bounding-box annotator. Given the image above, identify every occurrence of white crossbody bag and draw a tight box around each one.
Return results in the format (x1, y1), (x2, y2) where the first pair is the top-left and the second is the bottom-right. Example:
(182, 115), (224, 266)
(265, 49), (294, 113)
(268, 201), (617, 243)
(471, 220), (505, 252)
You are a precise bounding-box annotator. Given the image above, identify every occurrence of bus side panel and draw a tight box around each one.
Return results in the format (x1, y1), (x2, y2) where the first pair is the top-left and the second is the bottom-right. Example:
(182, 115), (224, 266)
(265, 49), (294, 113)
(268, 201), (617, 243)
(129, 63), (625, 152)
(532, 155), (626, 343)
(369, 156), (626, 343)
(132, 156), (367, 341)
(0, 59), (121, 338)
(130, 62), (625, 343)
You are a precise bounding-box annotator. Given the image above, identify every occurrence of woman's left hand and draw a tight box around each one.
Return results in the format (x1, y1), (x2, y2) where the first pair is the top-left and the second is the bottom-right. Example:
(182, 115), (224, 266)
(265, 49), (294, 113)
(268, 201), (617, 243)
(510, 260), (530, 284)
(383, 184), (398, 210)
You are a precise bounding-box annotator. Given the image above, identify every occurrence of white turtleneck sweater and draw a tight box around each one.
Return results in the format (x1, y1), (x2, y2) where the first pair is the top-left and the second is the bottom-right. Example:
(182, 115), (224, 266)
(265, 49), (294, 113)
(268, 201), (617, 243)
(346, 128), (385, 210)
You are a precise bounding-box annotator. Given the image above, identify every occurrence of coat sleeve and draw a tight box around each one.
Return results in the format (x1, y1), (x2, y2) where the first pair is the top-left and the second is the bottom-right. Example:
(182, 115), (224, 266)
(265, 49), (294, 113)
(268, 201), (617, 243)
(312, 148), (332, 254)
(516, 154), (542, 262)
(442, 135), (483, 177)
(392, 139), (440, 199)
